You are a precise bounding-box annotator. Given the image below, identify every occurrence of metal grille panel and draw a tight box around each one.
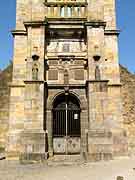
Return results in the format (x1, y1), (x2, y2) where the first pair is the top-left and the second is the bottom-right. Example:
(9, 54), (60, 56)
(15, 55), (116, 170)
(53, 94), (81, 154)
(53, 96), (80, 135)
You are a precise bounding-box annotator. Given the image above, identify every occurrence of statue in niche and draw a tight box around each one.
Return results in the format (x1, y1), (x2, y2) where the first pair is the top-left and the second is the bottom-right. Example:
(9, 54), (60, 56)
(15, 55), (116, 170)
(95, 65), (101, 80)
(64, 69), (69, 85)
(32, 64), (38, 80)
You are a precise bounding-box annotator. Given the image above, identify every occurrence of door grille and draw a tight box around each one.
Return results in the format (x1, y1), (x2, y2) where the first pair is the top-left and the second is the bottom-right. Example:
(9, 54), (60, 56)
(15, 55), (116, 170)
(53, 95), (80, 137)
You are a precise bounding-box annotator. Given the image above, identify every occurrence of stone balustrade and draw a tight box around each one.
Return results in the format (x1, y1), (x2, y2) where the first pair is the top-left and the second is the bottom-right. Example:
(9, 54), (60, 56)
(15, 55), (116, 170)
(46, 5), (87, 18)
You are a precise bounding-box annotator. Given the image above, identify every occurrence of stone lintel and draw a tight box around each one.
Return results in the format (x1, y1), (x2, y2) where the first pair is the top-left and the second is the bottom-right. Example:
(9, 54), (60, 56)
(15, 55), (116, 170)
(47, 83), (86, 89)
(85, 21), (106, 28)
(58, 55), (75, 60)
(47, 18), (86, 25)
(11, 30), (27, 37)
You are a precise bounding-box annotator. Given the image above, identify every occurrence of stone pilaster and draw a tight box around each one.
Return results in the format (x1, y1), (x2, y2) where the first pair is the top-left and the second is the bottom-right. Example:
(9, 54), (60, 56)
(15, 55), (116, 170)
(87, 80), (113, 161)
(87, 0), (104, 21)
(80, 110), (89, 159)
(104, 0), (116, 29)
(46, 110), (53, 157)
(86, 23), (105, 80)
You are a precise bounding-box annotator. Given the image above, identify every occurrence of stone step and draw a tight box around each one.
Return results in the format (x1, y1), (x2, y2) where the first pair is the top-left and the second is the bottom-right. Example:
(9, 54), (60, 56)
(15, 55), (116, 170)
(47, 155), (83, 166)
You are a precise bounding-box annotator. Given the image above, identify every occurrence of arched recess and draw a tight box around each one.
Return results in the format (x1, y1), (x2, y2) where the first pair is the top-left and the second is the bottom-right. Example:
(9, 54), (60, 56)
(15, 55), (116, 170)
(53, 93), (81, 137)
(47, 90), (86, 111)
(46, 90), (88, 155)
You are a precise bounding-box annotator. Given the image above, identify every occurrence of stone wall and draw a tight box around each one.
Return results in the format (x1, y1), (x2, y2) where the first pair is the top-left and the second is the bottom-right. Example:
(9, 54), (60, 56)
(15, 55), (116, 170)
(0, 64), (12, 151)
(0, 63), (135, 157)
(120, 65), (135, 155)
(0, 0), (134, 160)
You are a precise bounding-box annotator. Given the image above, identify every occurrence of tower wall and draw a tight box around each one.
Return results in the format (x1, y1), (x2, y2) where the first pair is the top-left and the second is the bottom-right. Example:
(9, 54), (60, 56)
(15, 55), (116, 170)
(8, 0), (46, 159)
(7, 0), (128, 161)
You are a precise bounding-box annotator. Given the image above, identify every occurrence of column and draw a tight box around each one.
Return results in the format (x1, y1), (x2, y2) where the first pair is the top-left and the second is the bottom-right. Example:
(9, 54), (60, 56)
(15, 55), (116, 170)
(72, 6), (76, 17)
(46, 110), (53, 157)
(80, 6), (83, 17)
(57, 5), (61, 17)
(50, 5), (54, 17)
(64, 5), (68, 17)
(87, 0), (104, 21)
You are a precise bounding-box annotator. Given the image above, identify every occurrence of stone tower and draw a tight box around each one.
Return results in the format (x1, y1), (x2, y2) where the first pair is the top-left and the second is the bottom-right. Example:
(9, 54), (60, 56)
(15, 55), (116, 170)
(8, 0), (127, 161)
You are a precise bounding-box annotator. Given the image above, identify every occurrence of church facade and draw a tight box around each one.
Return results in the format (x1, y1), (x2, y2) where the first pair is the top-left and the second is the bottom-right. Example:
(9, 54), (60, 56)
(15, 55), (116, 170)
(7, 0), (127, 161)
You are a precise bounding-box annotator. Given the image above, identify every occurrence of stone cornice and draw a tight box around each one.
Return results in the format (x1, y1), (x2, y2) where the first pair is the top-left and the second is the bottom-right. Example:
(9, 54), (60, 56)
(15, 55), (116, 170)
(24, 80), (44, 84)
(8, 81), (121, 87)
(8, 83), (25, 87)
(46, 56), (87, 60)
(11, 30), (27, 36)
(108, 83), (122, 87)
(85, 21), (106, 28)
(44, 2), (87, 6)
(47, 18), (87, 25)
(47, 83), (86, 89)
(105, 29), (121, 36)
(24, 20), (48, 27)
(86, 80), (109, 84)
(86, 80), (122, 87)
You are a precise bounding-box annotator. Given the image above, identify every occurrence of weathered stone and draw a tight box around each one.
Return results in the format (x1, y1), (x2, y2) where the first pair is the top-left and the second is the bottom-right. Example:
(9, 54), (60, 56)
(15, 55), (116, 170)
(0, 0), (131, 162)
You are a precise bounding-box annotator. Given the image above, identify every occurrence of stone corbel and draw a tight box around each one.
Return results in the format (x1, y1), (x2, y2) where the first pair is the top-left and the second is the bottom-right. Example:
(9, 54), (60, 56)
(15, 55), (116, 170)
(32, 54), (40, 61)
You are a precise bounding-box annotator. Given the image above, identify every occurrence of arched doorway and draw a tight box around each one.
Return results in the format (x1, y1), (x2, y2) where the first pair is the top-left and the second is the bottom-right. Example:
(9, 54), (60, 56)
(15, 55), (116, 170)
(53, 94), (81, 154)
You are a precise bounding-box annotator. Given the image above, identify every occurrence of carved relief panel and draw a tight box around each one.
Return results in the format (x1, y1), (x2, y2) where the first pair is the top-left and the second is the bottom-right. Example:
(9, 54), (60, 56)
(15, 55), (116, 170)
(47, 58), (87, 83)
(47, 40), (86, 54)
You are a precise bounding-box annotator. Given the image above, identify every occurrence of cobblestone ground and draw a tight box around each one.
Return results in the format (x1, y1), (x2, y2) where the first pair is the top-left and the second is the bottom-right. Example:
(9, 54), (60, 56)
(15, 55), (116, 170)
(0, 157), (135, 180)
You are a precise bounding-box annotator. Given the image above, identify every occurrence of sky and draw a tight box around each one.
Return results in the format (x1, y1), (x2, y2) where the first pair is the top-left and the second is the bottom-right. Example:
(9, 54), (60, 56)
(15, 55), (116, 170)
(0, 0), (135, 73)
